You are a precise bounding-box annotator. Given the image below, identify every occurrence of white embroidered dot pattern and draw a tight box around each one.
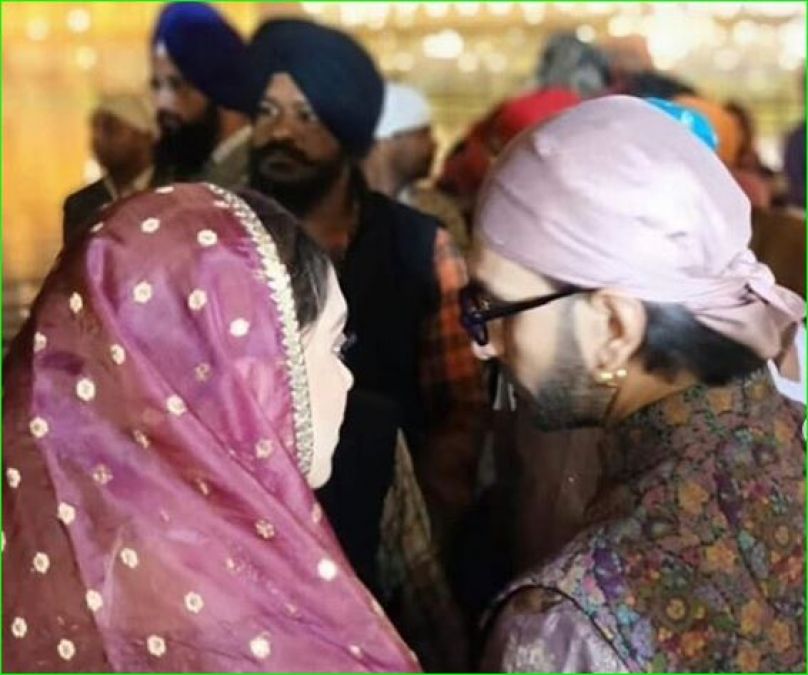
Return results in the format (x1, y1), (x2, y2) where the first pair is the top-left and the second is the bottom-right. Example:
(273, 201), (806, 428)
(57, 639), (76, 661)
(212, 200), (229, 208)
(250, 634), (272, 660)
(229, 318), (250, 337)
(110, 344), (126, 365)
(57, 503), (76, 525)
(194, 363), (212, 382)
(140, 218), (160, 234)
(33, 552), (50, 574)
(147, 635), (166, 657)
(69, 292), (83, 314)
(166, 395), (186, 416)
(196, 478), (211, 496)
(317, 558), (338, 581)
(255, 439), (273, 459)
(255, 519), (275, 540)
(155, 186), (174, 194)
(349, 645), (363, 658)
(371, 598), (385, 617)
(34, 332), (47, 353)
(29, 417), (49, 438)
(133, 282), (153, 304)
(184, 592), (204, 614)
(86, 590), (103, 612)
(11, 617), (27, 638)
(75, 377), (96, 402)
(133, 430), (150, 449)
(90, 221), (104, 233)
(92, 464), (113, 485)
(6, 468), (21, 489)
(120, 548), (139, 568)
(311, 503), (323, 524)
(197, 229), (218, 247)
(188, 289), (207, 311)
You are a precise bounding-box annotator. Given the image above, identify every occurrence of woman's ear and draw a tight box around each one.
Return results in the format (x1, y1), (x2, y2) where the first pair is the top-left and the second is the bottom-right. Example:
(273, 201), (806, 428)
(586, 290), (647, 374)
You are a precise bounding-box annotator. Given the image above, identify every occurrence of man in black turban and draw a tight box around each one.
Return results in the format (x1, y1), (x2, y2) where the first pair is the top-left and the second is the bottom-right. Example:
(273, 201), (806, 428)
(150, 2), (251, 187)
(247, 19), (482, 665)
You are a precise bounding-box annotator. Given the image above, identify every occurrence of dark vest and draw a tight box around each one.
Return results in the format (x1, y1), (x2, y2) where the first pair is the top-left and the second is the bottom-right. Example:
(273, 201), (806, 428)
(317, 188), (440, 596)
(339, 188), (440, 455)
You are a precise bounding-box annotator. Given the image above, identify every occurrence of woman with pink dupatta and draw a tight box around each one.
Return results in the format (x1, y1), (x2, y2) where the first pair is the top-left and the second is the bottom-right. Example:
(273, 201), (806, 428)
(2, 183), (419, 672)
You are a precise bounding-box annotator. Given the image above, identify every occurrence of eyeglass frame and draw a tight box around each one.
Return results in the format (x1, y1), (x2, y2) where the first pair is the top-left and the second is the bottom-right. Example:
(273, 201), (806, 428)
(459, 284), (587, 347)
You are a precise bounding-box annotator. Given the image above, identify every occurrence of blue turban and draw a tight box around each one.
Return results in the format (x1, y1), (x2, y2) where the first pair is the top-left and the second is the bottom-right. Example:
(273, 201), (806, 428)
(248, 19), (384, 158)
(645, 97), (718, 152)
(153, 2), (250, 114)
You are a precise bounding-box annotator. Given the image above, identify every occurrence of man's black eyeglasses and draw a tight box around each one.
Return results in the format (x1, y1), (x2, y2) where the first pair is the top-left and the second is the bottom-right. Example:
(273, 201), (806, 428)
(460, 285), (583, 347)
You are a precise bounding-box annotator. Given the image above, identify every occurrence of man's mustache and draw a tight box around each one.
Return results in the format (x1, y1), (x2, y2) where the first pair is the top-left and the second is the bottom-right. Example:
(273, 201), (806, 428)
(253, 142), (313, 167)
(157, 110), (183, 134)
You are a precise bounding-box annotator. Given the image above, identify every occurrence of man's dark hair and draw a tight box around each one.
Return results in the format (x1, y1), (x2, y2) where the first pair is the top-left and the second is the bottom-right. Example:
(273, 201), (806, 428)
(639, 302), (764, 385)
(623, 70), (696, 99)
(237, 189), (330, 328)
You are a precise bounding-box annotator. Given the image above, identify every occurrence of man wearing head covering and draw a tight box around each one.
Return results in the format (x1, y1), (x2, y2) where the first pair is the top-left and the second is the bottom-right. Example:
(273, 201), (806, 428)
(536, 32), (611, 99)
(62, 92), (157, 243)
(247, 18), (481, 667)
(150, 2), (251, 187)
(364, 81), (469, 251)
(465, 96), (804, 672)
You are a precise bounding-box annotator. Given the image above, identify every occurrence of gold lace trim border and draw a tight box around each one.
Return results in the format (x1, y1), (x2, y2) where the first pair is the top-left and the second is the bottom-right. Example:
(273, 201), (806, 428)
(206, 184), (314, 477)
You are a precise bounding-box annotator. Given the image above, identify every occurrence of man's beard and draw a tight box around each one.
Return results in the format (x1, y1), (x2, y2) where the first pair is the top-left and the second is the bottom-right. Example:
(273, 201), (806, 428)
(515, 306), (616, 431)
(154, 103), (220, 179)
(249, 142), (346, 218)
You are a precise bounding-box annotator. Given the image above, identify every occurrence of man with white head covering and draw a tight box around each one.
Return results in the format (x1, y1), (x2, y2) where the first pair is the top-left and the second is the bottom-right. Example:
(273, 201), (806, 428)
(365, 81), (469, 250)
(62, 92), (157, 242)
(465, 96), (804, 672)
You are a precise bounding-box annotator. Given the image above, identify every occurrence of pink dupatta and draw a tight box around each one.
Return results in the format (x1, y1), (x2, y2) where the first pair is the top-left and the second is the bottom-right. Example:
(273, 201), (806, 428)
(3, 183), (418, 672)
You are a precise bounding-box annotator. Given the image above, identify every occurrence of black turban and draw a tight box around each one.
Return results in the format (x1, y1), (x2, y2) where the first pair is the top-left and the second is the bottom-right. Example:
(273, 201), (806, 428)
(248, 19), (384, 158)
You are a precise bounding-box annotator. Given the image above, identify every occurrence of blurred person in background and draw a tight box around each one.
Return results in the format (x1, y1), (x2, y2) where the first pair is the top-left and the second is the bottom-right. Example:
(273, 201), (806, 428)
(783, 120), (805, 211)
(782, 67), (805, 213)
(439, 32), (604, 226)
(150, 2), (251, 188)
(364, 82), (470, 251)
(62, 93), (156, 243)
(676, 94), (772, 208)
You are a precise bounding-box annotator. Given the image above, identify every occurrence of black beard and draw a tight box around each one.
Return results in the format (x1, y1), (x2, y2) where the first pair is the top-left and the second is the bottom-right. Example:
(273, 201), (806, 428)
(520, 305), (615, 431)
(249, 143), (346, 218)
(154, 103), (220, 179)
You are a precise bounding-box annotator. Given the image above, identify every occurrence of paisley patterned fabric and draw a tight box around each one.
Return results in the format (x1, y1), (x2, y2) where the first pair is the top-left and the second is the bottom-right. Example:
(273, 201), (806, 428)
(484, 370), (805, 672)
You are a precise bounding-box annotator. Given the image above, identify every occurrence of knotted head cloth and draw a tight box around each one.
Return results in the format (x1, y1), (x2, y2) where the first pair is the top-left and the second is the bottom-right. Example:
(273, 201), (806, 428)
(477, 95), (804, 361)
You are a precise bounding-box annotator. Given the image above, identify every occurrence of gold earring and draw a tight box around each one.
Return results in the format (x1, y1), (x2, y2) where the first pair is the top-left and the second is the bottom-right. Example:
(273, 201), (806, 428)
(596, 368), (627, 388)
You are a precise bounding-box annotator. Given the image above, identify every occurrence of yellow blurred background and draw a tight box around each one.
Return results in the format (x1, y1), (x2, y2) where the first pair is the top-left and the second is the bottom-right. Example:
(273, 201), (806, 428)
(2, 2), (805, 313)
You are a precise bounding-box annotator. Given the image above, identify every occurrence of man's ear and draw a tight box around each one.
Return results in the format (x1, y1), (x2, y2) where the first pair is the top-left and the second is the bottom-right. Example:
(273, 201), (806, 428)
(587, 290), (647, 374)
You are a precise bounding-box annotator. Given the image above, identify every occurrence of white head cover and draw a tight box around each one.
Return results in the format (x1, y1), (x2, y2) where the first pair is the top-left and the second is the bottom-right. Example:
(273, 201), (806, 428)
(374, 82), (432, 140)
(95, 92), (157, 137)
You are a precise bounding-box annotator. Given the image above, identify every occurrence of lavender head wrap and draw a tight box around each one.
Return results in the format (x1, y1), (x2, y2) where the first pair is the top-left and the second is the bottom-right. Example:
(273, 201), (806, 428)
(477, 95), (804, 361)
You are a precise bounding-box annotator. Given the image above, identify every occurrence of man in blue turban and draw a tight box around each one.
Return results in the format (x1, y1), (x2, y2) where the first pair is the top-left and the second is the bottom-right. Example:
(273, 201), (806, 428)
(247, 20), (483, 655)
(150, 2), (251, 187)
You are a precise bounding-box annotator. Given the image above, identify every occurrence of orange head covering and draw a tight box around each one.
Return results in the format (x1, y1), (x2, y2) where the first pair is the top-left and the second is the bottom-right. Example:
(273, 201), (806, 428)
(674, 95), (743, 166)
